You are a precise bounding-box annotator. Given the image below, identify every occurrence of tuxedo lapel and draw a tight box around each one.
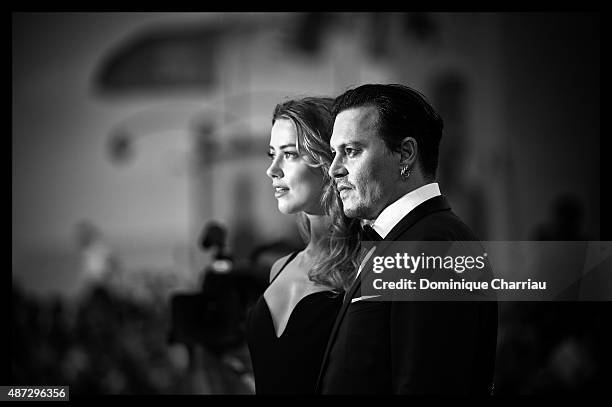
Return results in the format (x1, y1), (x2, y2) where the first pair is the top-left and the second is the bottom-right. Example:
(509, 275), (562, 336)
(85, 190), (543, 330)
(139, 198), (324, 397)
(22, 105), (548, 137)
(384, 195), (451, 242)
(316, 239), (384, 391)
(315, 270), (362, 391)
(316, 195), (452, 392)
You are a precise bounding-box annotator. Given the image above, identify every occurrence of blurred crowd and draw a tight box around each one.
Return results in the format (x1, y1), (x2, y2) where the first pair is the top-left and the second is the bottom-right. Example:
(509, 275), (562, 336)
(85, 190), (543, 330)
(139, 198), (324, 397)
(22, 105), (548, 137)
(11, 222), (292, 395)
(12, 270), (609, 395)
(12, 278), (215, 395)
(11, 212), (609, 395)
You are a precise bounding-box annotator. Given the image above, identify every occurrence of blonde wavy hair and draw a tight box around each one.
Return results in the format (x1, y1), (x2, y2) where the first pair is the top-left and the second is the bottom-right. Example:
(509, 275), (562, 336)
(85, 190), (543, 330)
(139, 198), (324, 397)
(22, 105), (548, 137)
(272, 97), (364, 291)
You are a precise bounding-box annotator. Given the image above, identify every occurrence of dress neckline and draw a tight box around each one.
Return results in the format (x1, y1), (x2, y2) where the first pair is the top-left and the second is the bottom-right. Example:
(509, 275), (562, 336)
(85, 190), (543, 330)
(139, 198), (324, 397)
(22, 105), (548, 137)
(262, 291), (332, 339)
(263, 251), (337, 339)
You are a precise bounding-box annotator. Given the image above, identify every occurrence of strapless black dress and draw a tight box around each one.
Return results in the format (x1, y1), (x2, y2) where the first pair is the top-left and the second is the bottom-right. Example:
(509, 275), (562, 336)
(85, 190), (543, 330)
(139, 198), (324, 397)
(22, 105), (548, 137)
(246, 252), (343, 394)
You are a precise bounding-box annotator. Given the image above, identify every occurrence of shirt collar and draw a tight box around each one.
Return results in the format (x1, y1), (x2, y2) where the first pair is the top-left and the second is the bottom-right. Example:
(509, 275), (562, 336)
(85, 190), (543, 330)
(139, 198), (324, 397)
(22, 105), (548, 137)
(368, 183), (442, 238)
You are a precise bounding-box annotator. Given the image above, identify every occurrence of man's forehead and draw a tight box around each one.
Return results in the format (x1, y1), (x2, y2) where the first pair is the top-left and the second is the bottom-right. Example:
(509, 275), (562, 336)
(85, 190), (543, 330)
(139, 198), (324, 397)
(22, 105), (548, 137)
(332, 106), (378, 143)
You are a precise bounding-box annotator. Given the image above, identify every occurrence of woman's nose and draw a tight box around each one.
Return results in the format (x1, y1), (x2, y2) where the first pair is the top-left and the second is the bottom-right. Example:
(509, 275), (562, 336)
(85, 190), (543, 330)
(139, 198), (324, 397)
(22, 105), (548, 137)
(266, 157), (283, 179)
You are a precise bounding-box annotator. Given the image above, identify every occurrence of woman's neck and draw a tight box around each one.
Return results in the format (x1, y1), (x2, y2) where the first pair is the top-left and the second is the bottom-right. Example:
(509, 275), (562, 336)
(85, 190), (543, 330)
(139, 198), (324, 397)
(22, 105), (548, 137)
(302, 214), (330, 259)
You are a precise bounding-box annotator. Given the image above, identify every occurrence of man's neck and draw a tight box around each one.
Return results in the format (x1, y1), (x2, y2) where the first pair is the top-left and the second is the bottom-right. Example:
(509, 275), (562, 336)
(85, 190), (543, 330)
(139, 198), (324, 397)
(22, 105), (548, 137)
(369, 180), (428, 221)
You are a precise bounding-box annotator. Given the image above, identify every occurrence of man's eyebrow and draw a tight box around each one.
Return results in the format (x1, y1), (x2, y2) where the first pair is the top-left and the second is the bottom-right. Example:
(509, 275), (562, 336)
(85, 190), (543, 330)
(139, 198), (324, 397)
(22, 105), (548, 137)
(331, 141), (364, 151)
(269, 144), (298, 151)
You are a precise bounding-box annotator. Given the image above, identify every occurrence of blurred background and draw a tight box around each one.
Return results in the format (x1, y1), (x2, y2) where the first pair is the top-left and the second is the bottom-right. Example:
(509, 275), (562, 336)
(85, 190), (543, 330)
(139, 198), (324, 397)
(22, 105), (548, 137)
(12, 12), (603, 395)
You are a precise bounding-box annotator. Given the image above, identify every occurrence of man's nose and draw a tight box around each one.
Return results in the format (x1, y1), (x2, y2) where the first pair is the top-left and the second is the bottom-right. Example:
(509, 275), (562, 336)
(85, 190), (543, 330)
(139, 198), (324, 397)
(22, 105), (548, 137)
(329, 155), (348, 179)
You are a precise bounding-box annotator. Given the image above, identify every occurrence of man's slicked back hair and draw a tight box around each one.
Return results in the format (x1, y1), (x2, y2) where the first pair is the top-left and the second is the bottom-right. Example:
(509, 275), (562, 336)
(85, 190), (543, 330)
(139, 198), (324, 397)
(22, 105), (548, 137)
(332, 84), (443, 179)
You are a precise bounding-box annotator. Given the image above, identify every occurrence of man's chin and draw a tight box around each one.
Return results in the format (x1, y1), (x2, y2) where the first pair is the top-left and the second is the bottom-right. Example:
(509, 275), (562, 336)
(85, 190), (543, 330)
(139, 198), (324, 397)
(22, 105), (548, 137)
(342, 205), (362, 219)
(343, 203), (376, 220)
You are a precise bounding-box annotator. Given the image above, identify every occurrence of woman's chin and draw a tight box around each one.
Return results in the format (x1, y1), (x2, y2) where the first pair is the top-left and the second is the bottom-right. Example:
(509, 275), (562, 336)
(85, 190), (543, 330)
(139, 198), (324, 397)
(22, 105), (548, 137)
(277, 203), (295, 215)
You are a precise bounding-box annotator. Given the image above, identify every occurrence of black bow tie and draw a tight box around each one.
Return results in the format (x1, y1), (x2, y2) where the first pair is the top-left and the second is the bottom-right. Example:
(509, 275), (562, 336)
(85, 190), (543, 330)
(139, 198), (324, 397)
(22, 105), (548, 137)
(362, 224), (382, 241)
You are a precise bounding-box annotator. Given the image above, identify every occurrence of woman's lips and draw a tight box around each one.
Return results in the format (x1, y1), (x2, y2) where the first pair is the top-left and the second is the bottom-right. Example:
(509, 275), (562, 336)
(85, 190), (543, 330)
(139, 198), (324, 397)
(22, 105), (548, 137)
(274, 186), (289, 198)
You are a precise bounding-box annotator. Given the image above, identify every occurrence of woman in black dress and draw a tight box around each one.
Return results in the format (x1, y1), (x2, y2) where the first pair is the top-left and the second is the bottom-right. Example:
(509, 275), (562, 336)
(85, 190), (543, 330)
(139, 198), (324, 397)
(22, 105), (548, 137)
(246, 97), (362, 394)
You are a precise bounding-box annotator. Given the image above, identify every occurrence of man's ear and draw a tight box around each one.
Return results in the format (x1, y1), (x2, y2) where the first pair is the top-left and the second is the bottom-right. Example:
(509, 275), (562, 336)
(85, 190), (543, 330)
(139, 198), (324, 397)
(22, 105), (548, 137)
(399, 137), (418, 167)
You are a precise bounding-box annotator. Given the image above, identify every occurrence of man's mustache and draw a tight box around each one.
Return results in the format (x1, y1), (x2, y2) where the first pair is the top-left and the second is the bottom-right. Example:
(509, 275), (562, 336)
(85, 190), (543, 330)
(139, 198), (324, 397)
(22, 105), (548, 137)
(334, 180), (354, 191)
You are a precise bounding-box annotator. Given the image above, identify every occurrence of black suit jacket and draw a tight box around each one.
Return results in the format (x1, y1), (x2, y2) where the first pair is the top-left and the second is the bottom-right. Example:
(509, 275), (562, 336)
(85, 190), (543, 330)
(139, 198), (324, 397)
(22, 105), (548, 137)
(316, 195), (498, 394)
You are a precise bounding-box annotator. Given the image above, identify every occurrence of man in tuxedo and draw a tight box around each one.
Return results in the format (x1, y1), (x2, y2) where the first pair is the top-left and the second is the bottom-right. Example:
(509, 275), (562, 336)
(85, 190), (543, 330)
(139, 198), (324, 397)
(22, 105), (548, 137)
(316, 84), (498, 394)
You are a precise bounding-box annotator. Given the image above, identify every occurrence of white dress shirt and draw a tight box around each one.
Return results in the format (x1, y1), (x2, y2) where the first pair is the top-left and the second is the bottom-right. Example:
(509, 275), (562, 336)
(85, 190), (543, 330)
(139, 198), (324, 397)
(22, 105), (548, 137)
(369, 182), (441, 238)
(355, 183), (442, 280)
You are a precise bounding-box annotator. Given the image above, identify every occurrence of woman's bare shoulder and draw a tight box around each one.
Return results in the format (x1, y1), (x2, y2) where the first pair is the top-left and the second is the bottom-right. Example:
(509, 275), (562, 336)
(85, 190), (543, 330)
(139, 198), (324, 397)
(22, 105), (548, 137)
(269, 252), (296, 283)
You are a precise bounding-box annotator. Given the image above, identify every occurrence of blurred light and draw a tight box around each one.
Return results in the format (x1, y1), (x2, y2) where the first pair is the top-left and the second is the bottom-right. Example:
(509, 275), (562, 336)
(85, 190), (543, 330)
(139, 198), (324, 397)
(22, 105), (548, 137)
(211, 259), (232, 274)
